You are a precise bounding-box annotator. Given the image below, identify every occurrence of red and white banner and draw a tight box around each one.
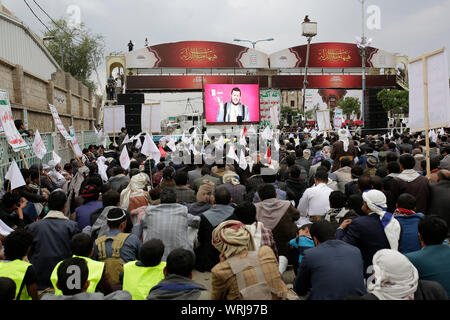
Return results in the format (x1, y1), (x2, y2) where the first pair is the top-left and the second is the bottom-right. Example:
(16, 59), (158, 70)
(49, 104), (72, 141)
(32, 129), (47, 159)
(0, 89), (28, 152)
(69, 126), (83, 156)
(125, 41), (269, 69)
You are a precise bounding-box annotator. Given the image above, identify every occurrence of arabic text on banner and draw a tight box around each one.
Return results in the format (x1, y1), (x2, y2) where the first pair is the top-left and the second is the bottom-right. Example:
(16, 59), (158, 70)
(49, 104), (72, 141)
(0, 89), (28, 152)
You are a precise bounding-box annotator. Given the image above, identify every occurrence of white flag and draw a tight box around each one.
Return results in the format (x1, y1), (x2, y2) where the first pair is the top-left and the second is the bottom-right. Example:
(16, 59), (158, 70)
(239, 127), (247, 146)
(167, 139), (177, 152)
(261, 126), (273, 141)
(5, 160), (26, 190)
(132, 133), (142, 141)
(227, 144), (239, 162)
(94, 126), (98, 134)
(119, 146), (130, 170)
(295, 138), (300, 147)
(191, 129), (198, 141)
(215, 135), (225, 151)
(135, 136), (142, 149)
(122, 134), (132, 145)
(274, 137), (280, 151)
(96, 156), (108, 182)
(102, 132), (109, 148)
(181, 132), (191, 145)
(97, 128), (103, 141)
(52, 150), (62, 164)
(203, 131), (210, 142)
(141, 133), (161, 163)
(239, 149), (248, 170)
(32, 130), (47, 160)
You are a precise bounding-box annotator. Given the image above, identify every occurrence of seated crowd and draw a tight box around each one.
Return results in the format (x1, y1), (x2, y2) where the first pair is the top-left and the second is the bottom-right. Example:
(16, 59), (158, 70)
(0, 127), (450, 301)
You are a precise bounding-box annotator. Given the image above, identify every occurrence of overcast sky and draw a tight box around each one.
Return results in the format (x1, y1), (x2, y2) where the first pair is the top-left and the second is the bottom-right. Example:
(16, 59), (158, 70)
(4, 0), (450, 91)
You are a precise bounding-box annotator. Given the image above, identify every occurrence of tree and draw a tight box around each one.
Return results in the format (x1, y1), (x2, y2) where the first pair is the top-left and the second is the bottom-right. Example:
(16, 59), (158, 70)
(376, 89), (409, 117)
(337, 97), (361, 120)
(44, 19), (105, 90)
(304, 103), (319, 121)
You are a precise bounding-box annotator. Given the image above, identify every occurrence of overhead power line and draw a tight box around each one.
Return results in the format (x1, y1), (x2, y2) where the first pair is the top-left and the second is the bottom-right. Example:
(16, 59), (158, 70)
(31, 0), (84, 45)
(23, 0), (51, 32)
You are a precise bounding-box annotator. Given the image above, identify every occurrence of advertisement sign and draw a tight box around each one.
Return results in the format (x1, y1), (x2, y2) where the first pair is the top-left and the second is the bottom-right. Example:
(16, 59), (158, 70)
(0, 89), (28, 152)
(125, 41), (269, 69)
(49, 104), (72, 141)
(269, 42), (396, 69)
(260, 89), (281, 128)
(204, 84), (260, 124)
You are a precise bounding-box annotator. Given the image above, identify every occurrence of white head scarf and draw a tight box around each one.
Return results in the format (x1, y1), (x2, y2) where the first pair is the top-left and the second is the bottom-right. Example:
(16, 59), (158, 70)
(362, 190), (401, 250)
(120, 172), (149, 209)
(303, 149), (311, 160)
(367, 249), (419, 300)
(338, 129), (350, 152)
(47, 160), (65, 187)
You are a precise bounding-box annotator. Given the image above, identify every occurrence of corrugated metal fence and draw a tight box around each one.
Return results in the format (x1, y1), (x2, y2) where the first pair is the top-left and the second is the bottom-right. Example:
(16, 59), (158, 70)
(0, 130), (98, 183)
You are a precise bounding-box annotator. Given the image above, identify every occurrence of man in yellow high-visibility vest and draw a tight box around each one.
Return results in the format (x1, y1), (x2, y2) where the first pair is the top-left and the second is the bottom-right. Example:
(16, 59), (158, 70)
(50, 233), (113, 295)
(0, 230), (38, 300)
(122, 239), (166, 300)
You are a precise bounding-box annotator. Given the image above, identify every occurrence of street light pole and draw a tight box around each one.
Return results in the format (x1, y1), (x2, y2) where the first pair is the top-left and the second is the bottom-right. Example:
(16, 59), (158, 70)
(301, 17), (317, 126)
(361, 0), (365, 129)
(233, 38), (274, 49)
(301, 36), (312, 118)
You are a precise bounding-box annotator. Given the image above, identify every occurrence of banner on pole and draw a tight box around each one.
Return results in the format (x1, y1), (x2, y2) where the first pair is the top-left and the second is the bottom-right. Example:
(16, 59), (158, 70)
(0, 89), (28, 152)
(49, 104), (72, 141)
(259, 89), (281, 128)
(333, 108), (343, 129)
(408, 48), (450, 132)
(316, 109), (332, 132)
(141, 103), (161, 133)
(32, 129), (47, 159)
(69, 126), (83, 156)
(103, 105), (125, 134)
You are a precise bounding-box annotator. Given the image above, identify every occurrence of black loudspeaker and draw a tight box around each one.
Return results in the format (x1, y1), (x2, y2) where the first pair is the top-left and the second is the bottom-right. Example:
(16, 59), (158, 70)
(117, 93), (144, 104)
(237, 116), (243, 125)
(287, 114), (293, 125)
(363, 88), (388, 135)
(124, 104), (142, 136)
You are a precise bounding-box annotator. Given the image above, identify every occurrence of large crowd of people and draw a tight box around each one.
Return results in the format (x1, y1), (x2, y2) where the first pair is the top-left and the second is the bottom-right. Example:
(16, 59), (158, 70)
(0, 124), (449, 301)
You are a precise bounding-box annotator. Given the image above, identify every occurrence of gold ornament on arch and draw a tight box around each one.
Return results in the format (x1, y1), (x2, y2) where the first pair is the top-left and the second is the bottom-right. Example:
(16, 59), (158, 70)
(180, 48), (218, 62)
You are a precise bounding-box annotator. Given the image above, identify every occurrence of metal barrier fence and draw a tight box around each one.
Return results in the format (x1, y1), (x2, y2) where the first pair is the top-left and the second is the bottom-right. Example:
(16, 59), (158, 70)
(0, 130), (98, 184)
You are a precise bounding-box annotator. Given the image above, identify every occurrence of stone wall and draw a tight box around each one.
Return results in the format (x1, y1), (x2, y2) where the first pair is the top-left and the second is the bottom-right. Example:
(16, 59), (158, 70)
(0, 57), (97, 133)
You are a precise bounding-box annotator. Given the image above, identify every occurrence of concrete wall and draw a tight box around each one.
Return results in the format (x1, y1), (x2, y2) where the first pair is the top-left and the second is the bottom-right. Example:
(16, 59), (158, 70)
(0, 57), (97, 132)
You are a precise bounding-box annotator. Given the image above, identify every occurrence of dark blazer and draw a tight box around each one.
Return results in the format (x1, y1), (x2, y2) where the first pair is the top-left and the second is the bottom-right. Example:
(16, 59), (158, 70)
(293, 240), (366, 300)
(428, 180), (450, 236)
(391, 175), (430, 214)
(27, 216), (80, 290)
(336, 213), (391, 276)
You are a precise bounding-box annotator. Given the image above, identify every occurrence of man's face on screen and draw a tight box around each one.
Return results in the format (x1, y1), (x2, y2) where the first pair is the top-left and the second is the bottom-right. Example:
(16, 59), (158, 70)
(231, 90), (241, 105)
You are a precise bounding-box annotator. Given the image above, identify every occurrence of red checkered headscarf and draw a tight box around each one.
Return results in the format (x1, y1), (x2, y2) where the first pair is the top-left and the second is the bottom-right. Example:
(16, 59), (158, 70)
(212, 220), (255, 259)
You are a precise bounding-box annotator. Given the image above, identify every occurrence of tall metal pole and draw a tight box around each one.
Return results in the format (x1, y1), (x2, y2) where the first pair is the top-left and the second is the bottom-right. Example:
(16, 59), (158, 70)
(302, 36), (312, 122)
(361, 0), (365, 129)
